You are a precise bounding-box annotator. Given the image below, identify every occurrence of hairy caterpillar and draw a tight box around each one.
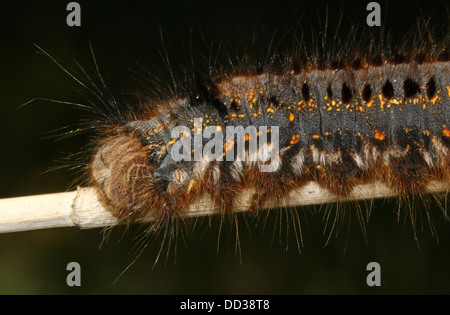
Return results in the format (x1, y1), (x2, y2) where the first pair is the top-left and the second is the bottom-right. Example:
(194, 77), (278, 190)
(91, 54), (450, 217)
(84, 32), (449, 225)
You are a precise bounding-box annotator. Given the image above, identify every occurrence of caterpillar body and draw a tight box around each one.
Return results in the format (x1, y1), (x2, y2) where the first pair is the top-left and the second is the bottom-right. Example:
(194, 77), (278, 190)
(89, 48), (450, 230)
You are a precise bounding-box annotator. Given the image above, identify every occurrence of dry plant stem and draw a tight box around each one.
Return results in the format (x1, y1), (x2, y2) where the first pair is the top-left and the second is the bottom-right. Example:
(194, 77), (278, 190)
(0, 180), (448, 234)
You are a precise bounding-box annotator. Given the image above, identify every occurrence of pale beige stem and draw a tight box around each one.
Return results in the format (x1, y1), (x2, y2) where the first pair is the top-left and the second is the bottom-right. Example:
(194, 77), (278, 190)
(0, 180), (448, 234)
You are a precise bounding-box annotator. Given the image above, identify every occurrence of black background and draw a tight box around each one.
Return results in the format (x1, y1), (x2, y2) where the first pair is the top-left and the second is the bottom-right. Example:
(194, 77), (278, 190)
(0, 0), (449, 294)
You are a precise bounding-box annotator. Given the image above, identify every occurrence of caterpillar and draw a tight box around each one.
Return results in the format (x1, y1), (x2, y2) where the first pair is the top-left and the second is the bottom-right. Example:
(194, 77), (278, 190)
(88, 37), (449, 226)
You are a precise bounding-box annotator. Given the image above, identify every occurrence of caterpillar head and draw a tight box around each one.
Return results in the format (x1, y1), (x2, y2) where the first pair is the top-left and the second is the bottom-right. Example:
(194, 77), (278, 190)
(90, 119), (194, 222)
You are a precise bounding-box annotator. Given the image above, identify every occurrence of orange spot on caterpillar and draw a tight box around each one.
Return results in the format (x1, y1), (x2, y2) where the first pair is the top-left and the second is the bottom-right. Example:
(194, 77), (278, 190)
(430, 94), (440, 104)
(312, 134), (320, 140)
(443, 127), (450, 138)
(245, 89), (255, 102)
(289, 112), (295, 121)
(378, 94), (385, 109)
(374, 130), (386, 141)
(167, 138), (177, 147)
(290, 134), (300, 145)
(223, 139), (235, 153)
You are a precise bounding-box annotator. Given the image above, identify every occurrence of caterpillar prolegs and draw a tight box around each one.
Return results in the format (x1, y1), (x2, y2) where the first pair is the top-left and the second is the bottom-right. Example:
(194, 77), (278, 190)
(90, 48), (450, 234)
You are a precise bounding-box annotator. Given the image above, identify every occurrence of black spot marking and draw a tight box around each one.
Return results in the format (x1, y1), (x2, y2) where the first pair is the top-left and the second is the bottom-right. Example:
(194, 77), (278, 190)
(362, 84), (372, 102)
(426, 77), (436, 99)
(341, 83), (353, 104)
(403, 78), (421, 98)
(301, 82), (310, 102)
(326, 84), (333, 100)
(191, 79), (228, 118)
(382, 80), (394, 99)
(269, 95), (280, 107)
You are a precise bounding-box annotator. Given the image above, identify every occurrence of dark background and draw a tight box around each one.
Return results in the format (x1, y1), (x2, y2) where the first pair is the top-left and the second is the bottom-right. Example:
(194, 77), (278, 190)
(0, 0), (449, 294)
